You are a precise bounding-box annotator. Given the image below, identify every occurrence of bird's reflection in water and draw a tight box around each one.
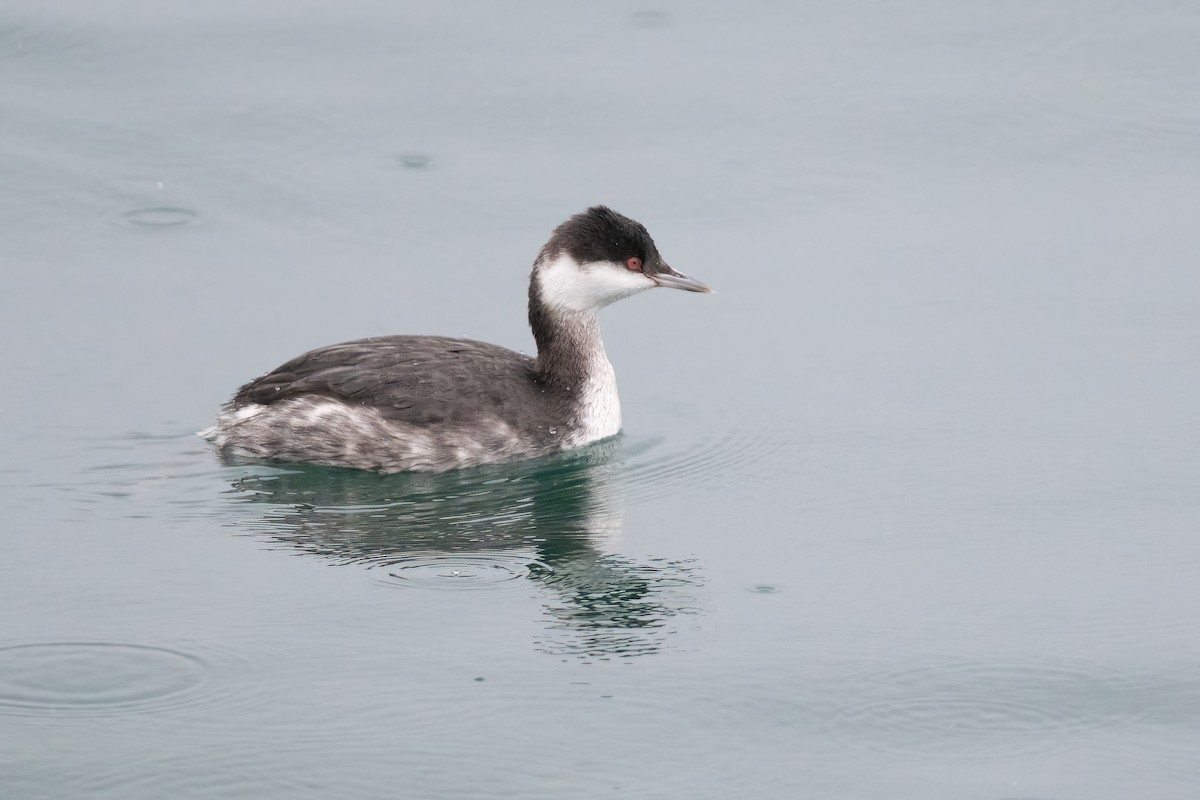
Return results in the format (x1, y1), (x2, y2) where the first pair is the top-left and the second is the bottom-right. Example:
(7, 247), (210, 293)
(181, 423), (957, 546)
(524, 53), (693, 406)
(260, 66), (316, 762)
(223, 442), (702, 658)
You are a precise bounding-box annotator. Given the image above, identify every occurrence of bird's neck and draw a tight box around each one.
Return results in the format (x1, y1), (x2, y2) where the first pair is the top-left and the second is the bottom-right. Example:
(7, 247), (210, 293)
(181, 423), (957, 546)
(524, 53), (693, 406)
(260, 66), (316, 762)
(527, 259), (624, 443)
(528, 288), (611, 389)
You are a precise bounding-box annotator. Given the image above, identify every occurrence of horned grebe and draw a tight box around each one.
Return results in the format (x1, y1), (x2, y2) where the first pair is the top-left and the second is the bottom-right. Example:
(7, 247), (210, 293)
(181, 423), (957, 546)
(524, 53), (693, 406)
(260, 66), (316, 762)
(208, 206), (711, 472)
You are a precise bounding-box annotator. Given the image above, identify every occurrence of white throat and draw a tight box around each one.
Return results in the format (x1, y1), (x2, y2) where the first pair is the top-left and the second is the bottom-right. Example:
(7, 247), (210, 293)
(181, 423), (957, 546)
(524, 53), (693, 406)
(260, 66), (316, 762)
(536, 252), (654, 313)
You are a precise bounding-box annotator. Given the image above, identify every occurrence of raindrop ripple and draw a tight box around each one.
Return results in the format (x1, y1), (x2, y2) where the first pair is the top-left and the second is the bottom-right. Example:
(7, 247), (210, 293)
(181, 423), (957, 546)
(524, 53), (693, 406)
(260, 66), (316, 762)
(0, 642), (209, 716)
(374, 552), (551, 591)
(825, 657), (1147, 759)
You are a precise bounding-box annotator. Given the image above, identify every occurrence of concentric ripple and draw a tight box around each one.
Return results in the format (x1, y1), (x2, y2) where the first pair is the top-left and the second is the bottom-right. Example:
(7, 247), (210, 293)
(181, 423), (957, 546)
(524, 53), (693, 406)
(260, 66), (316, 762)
(98, 177), (205, 229)
(22, 427), (233, 523)
(826, 657), (1146, 759)
(396, 152), (432, 169)
(614, 400), (799, 505)
(374, 552), (552, 590)
(0, 642), (208, 716)
(115, 206), (203, 228)
(830, 695), (1084, 759)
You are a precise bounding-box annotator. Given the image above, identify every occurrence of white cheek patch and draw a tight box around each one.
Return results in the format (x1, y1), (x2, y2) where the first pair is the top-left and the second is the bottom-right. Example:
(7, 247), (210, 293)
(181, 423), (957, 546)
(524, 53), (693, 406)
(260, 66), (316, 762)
(538, 253), (655, 312)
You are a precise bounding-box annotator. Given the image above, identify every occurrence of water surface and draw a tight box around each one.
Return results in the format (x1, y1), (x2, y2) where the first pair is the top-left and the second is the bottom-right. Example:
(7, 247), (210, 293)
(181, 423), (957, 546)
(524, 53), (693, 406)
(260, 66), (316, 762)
(3, 1), (1199, 797)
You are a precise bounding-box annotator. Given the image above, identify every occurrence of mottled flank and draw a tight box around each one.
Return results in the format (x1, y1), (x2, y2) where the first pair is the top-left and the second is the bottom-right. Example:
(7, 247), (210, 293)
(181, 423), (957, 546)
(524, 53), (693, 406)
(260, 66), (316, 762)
(209, 206), (710, 472)
(213, 398), (538, 472)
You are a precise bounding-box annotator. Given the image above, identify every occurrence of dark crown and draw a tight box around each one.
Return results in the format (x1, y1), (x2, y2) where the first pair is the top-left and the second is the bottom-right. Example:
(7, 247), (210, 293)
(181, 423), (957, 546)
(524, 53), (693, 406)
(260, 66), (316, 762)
(539, 206), (665, 272)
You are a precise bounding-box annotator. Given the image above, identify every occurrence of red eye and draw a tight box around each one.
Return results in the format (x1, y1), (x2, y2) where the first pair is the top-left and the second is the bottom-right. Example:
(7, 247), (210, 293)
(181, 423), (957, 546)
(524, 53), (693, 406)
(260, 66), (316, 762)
(626, 257), (643, 271)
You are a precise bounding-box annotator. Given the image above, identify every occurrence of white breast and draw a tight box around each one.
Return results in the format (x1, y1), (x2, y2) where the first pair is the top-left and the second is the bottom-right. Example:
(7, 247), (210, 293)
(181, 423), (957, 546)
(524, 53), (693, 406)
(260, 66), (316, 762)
(571, 351), (622, 446)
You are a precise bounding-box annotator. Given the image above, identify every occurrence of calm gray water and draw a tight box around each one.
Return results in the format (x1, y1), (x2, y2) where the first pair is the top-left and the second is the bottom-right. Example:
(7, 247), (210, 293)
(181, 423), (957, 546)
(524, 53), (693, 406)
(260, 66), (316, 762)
(3, 1), (1199, 797)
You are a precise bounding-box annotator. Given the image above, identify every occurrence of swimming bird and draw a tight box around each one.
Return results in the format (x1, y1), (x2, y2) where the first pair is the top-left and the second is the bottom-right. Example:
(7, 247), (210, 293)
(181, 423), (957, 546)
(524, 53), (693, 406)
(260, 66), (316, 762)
(209, 206), (711, 472)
